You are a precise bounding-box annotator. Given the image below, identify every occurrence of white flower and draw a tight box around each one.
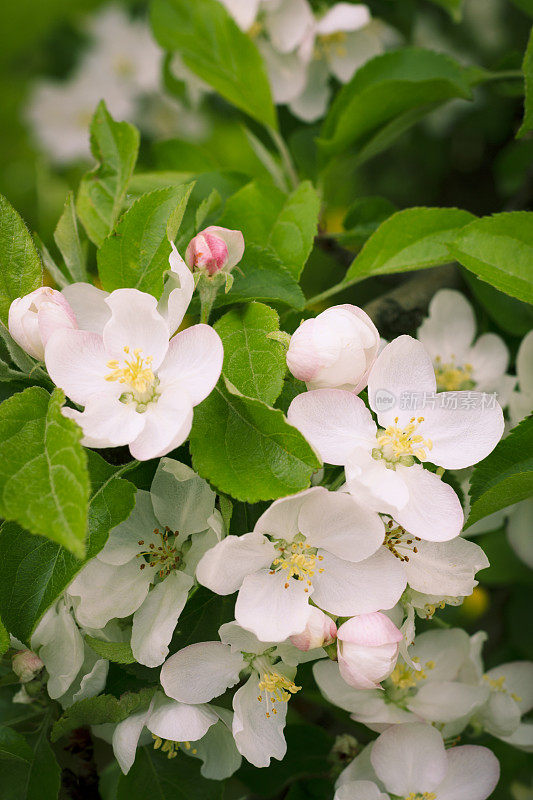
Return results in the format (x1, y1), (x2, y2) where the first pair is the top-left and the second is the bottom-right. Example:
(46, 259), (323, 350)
(11, 649), (44, 683)
(160, 621), (316, 768)
(417, 289), (515, 404)
(8, 287), (76, 360)
(45, 249), (223, 460)
(290, 606), (337, 651)
(336, 612), (402, 690)
(185, 226), (245, 276)
(509, 330), (533, 426)
(287, 305), (379, 392)
(335, 722), (500, 800)
(219, 0), (313, 52)
(288, 335), (504, 540)
(196, 486), (406, 642)
(68, 459), (219, 667)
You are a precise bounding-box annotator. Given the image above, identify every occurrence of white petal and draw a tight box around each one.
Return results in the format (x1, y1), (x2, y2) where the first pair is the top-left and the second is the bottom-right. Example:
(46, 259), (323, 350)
(516, 329), (533, 394)
(469, 333), (509, 388)
(509, 388), (533, 427)
(112, 705), (152, 775)
(436, 745), (500, 800)
(409, 628), (470, 682)
(264, 0), (314, 53)
(407, 680), (489, 723)
(128, 385), (193, 460)
(219, 621), (270, 655)
(484, 661), (533, 714)
(336, 743), (381, 787)
(103, 289), (169, 369)
(370, 723), (447, 795)
(190, 711), (242, 779)
(258, 41), (309, 104)
(499, 721), (533, 752)
(476, 690), (521, 737)
(334, 782), (389, 800)
(157, 243), (195, 335)
(255, 488), (317, 542)
(151, 457), (216, 536)
(236, 569), (312, 641)
(45, 329), (112, 405)
(328, 29), (382, 83)
(69, 558), (152, 628)
(196, 532), (275, 594)
(62, 282), (111, 334)
(299, 488), (384, 562)
(147, 696), (217, 742)
(288, 59), (331, 122)
(345, 449), (410, 512)
(392, 465), (464, 542)
(232, 673), (287, 767)
(98, 490), (160, 566)
(339, 639), (400, 690)
(161, 641), (245, 704)
(368, 336), (436, 426)
(218, 0), (260, 29)
(507, 499), (533, 569)
(316, 2), (371, 34)
(312, 548), (406, 616)
(157, 324), (223, 406)
(64, 394), (146, 448)
(403, 536), (489, 596)
(131, 571), (193, 667)
(35, 604), (84, 700)
(417, 290), (475, 363)
(288, 389), (376, 465)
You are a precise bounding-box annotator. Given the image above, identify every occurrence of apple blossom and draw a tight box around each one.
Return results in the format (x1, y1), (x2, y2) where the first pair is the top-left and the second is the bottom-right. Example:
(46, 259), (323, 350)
(68, 459), (220, 667)
(335, 723), (500, 800)
(336, 613), (402, 690)
(509, 329), (533, 426)
(11, 649), (44, 684)
(286, 305), (379, 392)
(418, 289), (515, 403)
(290, 606), (337, 651)
(196, 486), (407, 642)
(185, 226), (245, 276)
(8, 286), (76, 360)
(288, 335), (504, 540)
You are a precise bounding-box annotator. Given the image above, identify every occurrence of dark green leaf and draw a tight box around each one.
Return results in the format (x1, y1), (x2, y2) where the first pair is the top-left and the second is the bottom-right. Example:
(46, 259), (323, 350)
(461, 271), (533, 337)
(53, 192), (86, 283)
(117, 746), (223, 800)
(518, 27), (533, 137)
(51, 687), (155, 742)
(0, 616), (8, 654)
(426, 0), (463, 21)
(475, 529), (533, 586)
(0, 727), (33, 762)
(216, 244), (305, 310)
(85, 636), (135, 664)
(171, 586), (235, 651)
(337, 196), (397, 249)
(0, 721), (61, 800)
(0, 194), (42, 325)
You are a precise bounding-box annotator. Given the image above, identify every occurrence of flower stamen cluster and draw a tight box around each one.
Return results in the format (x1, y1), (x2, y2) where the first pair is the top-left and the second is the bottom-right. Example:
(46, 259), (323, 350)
(389, 657), (435, 690)
(152, 733), (197, 759)
(482, 674), (522, 702)
(383, 519), (421, 563)
(373, 416), (433, 467)
(257, 670), (301, 718)
(137, 527), (181, 578)
(269, 537), (324, 590)
(434, 355), (475, 391)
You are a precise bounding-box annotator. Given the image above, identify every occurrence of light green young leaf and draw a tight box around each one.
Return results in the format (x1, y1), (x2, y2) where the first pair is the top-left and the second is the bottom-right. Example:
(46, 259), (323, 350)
(117, 746), (223, 800)
(214, 303), (286, 405)
(0, 194), (42, 325)
(319, 49), (472, 161)
(54, 192), (86, 283)
(195, 188), (222, 232)
(0, 452), (136, 643)
(77, 101), (140, 246)
(449, 211), (533, 304)
(34, 234), (68, 289)
(85, 636), (135, 664)
(151, 0), (276, 129)
(189, 379), (321, 503)
(466, 417), (533, 528)
(98, 185), (193, 296)
(344, 207), (475, 285)
(518, 27), (533, 137)
(51, 687), (156, 742)
(0, 387), (89, 558)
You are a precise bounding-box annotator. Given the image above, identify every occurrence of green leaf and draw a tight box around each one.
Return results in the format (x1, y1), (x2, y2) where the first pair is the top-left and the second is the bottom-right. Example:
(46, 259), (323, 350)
(151, 0), (276, 129)
(449, 211), (533, 304)
(171, 587), (235, 651)
(344, 207), (475, 286)
(216, 244), (305, 310)
(0, 727), (33, 761)
(461, 271), (533, 337)
(0, 452), (136, 643)
(0, 721), (61, 800)
(0, 616), (8, 654)
(0, 194), (42, 325)
(426, 0), (463, 21)
(219, 181), (320, 279)
(518, 27), (533, 137)
(475, 529), (533, 587)
(85, 636), (135, 664)
(117, 746), (223, 800)
(466, 417), (533, 527)
(214, 303), (286, 405)
(51, 687), (155, 742)
(98, 185), (193, 296)
(0, 387), (89, 557)
(76, 101), (140, 246)
(319, 49), (471, 161)
(53, 192), (86, 283)
(337, 196), (397, 249)
(189, 379), (321, 503)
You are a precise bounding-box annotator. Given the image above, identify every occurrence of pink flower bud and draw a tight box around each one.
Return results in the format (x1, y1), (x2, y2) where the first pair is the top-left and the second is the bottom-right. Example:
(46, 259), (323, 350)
(8, 287), (77, 360)
(336, 612), (402, 690)
(12, 649), (44, 683)
(290, 607), (337, 651)
(185, 226), (245, 276)
(286, 305), (379, 393)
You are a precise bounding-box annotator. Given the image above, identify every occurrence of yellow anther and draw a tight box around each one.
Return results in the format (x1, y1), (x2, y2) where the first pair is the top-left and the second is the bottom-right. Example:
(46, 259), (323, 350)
(271, 539), (319, 587)
(434, 356), (474, 391)
(258, 671), (301, 706)
(376, 419), (433, 463)
(106, 347), (155, 393)
(152, 734), (193, 760)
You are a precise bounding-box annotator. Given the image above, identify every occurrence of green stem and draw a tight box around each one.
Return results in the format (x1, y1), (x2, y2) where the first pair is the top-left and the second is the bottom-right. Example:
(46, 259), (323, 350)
(305, 280), (351, 308)
(476, 69), (523, 84)
(268, 127), (299, 191)
(326, 470), (346, 491)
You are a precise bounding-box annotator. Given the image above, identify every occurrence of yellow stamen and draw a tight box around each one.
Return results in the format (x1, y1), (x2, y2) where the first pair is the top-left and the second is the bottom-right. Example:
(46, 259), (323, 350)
(105, 346), (155, 394)
(152, 734), (197, 759)
(270, 539), (322, 591)
(434, 355), (475, 391)
(376, 417), (433, 462)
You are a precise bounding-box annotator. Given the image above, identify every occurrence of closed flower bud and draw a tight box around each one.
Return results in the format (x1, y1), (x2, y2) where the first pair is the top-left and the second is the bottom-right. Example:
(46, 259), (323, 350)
(290, 606), (337, 651)
(12, 649), (44, 683)
(336, 612), (402, 690)
(8, 287), (77, 360)
(286, 305), (379, 392)
(185, 226), (245, 276)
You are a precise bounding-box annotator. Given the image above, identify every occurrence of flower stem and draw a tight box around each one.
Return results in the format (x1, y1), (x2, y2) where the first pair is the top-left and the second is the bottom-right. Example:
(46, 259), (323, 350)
(268, 127), (299, 191)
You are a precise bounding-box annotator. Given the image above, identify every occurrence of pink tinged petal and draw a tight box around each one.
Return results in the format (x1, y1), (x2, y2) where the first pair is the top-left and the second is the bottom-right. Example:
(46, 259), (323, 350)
(45, 328), (112, 405)
(158, 243), (195, 335)
(338, 639), (400, 690)
(157, 324), (223, 406)
(103, 289), (169, 368)
(131, 571), (194, 667)
(337, 613), (403, 647)
(61, 407), (115, 449)
(204, 226), (245, 270)
(415, 395), (504, 469)
(235, 569), (313, 642)
(232, 673), (288, 768)
(392, 465), (464, 542)
(112, 706), (153, 775)
(9, 288), (76, 360)
(196, 532), (276, 595)
(64, 394), (146, 448)
(417, 289), (476, 363)
(62, 283), (110, 334)
(299, 488), (384, 562)
(290, 606), (337, 651)
(316, 2), (371, 34)
(128, 387), (193, 461)
(147, 696), (218, 742)
(161, 642), (245, 704)
(334, 781), (390, 800)
(288, 389), (376, 465)
(38, 298), (77, 348)
(402, 537), (489, 596)
(436, 745), (500, 800)
(311, 548), (407, 616)
(368, 335), (437, 427)
(254, 487), (318, 542)
(406, 680), (489, 723)
(370, 723), (447, 795)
